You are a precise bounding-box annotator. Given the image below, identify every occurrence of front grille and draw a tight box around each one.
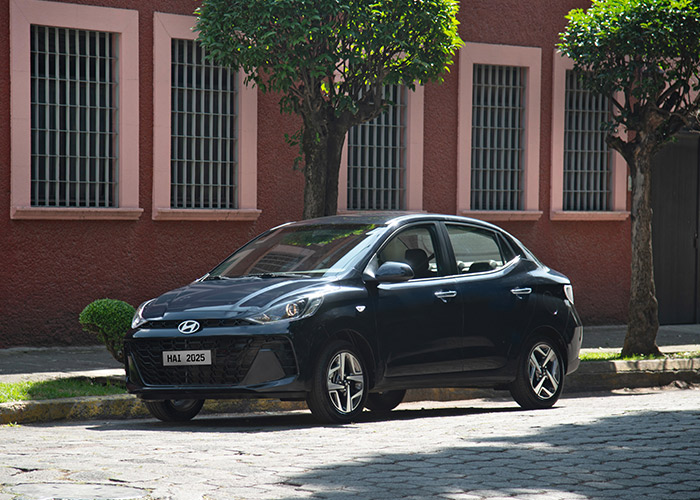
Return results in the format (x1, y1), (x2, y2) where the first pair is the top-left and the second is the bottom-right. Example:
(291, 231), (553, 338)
(128, 336), (296, 387)
(142, 318), (253, 329)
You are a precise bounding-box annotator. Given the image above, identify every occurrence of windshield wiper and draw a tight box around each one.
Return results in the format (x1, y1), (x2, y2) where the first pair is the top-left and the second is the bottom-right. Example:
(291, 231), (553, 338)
(203, 275), (233, 281)
(247, 272), (311, 279)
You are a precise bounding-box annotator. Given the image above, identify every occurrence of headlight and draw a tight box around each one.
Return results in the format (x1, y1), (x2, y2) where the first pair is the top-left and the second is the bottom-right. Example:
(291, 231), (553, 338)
(564, 284), (574, 305)
(131, 299), (156, 329)
(247, 295), (324, 324)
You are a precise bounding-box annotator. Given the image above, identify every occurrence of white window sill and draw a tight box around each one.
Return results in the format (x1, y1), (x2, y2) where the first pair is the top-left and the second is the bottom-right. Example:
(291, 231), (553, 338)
(11, 207), (143, 220)
(459, 210), (543, 222)
(550, 211), (630, 221)
(152, 208), (262, 221)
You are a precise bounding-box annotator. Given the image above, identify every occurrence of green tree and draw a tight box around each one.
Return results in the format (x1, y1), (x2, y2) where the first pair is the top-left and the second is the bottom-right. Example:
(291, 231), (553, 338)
(559, 0), (700, 356)
(195, 0), (462, 219)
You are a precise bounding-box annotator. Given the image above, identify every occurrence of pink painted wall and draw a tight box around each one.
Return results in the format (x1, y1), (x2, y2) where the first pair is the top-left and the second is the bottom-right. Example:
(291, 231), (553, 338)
(0, 0), (629, 348)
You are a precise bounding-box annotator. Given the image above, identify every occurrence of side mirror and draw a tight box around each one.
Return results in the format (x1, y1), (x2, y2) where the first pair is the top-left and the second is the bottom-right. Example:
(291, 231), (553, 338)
(371, 261), (414, 284)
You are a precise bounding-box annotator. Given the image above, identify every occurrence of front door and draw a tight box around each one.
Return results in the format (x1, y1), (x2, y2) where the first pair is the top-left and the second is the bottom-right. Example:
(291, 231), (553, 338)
(372, 224), (463, 377)
(651, 132), (700, 324)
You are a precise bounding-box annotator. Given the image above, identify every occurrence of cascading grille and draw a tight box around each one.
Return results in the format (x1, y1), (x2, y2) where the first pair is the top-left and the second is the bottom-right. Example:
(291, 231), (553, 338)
(127, 336), (297, 387)
(141, 318), (253, 330)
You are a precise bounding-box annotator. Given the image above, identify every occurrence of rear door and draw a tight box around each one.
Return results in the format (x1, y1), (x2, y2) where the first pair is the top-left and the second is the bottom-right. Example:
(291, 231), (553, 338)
(442, 223), (537, 372)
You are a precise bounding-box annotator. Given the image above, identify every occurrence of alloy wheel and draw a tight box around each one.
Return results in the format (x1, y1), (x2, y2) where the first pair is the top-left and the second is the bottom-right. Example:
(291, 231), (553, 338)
(527, 343), (561, 400)
(326, 351), (365, 414)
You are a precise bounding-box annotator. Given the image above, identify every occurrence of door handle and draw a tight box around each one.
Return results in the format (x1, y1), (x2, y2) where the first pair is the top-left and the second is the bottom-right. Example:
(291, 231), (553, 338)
(511, 287), (532, 298)
(434, 290), (457, 303)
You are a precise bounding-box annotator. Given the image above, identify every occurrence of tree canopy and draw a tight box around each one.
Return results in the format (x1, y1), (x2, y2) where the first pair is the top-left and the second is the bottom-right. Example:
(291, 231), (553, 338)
(559, 0), (700, 356)
(196, 0), (462, 218)
(559, 0), (700, 160)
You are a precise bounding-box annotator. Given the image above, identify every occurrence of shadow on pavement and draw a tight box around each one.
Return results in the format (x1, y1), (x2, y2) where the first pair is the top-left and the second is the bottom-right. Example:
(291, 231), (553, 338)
(273, 409), (700, 499)
(86, 403), (524, 433)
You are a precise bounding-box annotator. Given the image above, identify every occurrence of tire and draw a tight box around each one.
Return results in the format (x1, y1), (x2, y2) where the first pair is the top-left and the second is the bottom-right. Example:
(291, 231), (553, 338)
(509, 336), (565, 410)
(365, 390), (406, 413)
(306, 340), (368, 424)
(144, 399), (204, 422)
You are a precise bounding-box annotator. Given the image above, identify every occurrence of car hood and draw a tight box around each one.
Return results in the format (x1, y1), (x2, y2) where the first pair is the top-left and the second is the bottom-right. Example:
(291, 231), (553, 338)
(143, 276), (332, 318)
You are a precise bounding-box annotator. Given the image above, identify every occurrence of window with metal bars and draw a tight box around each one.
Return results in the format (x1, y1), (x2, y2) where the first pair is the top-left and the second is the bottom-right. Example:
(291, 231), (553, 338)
(30, 25), (117, 208)
(471, 64), (525, 211)
(171, 39), (238, 210)
(563, 70), (612, 211)
(347, 85), (406, 211)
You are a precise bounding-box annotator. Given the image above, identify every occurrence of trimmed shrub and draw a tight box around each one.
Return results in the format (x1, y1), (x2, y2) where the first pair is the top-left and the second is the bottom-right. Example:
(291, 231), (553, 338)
(79, 299), (135, 365)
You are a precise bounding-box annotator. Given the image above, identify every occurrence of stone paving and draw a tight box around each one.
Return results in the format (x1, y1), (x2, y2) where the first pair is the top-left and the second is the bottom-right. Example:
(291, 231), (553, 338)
(1, 387), (699, 500)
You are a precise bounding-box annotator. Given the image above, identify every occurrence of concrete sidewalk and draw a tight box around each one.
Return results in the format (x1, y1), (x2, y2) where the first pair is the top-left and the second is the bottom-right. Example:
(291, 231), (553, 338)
(1, 324), (699, 424)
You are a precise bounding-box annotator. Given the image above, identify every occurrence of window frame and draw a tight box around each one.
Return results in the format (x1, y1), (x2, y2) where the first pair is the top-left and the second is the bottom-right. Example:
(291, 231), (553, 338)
(369, 222), (447, 280)
(338, 85), (424, 213)
(442, 223), (514, 277)
(550, 51), (629, 221)
(10, 0), (141, 220)
(152, 12), (260, 221)
(457, 42), (542, 221)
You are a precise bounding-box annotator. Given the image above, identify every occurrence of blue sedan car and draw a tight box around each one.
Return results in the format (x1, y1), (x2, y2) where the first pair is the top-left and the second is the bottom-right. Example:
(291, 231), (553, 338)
(126, 213), (583, 424)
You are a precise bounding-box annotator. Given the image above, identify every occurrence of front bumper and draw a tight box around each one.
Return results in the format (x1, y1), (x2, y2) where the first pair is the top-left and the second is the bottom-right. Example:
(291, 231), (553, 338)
(125, 333), (307, 400)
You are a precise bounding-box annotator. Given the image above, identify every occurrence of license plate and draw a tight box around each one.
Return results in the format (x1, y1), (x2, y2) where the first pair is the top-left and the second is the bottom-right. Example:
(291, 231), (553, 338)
(162, 350), (212, 366)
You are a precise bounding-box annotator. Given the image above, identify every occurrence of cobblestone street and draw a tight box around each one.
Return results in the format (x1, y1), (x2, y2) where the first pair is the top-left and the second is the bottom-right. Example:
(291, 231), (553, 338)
(1, 388), (699, 500)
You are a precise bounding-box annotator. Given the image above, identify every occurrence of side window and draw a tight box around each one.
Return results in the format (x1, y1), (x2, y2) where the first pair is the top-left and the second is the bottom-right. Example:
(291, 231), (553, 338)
(378, 226), (439, 279)
(446, 225), (507, 274)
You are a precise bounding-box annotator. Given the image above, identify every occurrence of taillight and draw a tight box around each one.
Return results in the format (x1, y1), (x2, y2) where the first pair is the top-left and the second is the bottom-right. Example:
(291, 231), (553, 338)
(564, 284), (574, 304)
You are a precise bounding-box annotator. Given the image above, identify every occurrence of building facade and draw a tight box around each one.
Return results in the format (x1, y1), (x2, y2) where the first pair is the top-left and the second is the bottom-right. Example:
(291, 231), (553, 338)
(1, 0), (641, 347)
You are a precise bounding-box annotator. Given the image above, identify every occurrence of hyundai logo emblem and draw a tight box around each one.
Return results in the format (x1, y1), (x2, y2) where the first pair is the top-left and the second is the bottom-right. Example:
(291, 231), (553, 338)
(178, 320), (201, 335)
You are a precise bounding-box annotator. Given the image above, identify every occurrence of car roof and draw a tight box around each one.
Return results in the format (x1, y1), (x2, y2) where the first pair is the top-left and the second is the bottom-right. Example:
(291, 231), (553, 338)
(278, 212), (504, 232)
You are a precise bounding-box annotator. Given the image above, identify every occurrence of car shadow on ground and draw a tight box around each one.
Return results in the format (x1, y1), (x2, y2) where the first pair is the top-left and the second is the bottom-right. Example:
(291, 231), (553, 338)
(271, 409), (700, 499)
(83, 403), (700, 499)
(86, 401), (524, 433)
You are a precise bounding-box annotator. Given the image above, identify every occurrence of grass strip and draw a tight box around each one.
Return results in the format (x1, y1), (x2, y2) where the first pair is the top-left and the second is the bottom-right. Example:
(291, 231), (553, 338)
(0, 377), (125, 403)
(580, 351), (700, 362)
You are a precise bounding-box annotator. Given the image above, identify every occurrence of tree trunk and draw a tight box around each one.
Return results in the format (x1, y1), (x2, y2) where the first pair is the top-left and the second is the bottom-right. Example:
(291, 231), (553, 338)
(301, 116), (347, 220)
(622, 150), (662, 357)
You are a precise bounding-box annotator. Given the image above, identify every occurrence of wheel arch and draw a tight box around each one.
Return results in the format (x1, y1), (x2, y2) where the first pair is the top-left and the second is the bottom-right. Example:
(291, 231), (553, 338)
(311, 327), (378, 390)
(522, 325), (569, 372)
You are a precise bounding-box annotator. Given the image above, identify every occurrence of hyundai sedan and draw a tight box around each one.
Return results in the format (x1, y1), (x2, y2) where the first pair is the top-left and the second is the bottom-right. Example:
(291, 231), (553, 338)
(125, 213), (582, 423)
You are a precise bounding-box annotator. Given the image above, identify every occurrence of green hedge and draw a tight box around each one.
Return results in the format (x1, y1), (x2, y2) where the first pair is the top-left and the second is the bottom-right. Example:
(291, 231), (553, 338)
(79, 299), (135, 365)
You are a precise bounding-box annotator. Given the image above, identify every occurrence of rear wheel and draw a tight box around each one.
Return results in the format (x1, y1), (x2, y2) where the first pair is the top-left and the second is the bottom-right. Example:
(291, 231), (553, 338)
(509, 337), (564, 410)
(144, 399), (204, 422)
(366, 390), (406, 413)
(306, 340), (368, 424)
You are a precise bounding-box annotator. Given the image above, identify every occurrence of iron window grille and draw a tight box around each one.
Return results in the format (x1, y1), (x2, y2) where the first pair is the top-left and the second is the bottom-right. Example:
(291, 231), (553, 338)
(30, 25), (118, 208)
(471, 64), (525, 211)
(347, 85), (406, 211)
(563, 70), (612, 211)
(171, 39), (238, 210)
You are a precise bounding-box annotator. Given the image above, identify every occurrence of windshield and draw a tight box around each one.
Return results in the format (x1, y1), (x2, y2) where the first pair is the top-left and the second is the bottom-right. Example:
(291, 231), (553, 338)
(208, 223), (386, 278)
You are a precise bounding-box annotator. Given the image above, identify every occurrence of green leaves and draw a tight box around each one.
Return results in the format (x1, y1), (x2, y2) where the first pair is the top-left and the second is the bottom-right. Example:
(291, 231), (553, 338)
(79, 299), (135, 365)
(195, 0), (463, 120)
(559, 0), (700, 132)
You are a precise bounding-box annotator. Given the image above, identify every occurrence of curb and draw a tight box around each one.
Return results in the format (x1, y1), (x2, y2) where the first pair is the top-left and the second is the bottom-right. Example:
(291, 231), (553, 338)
(2, 359), (699, 425)
(566, 357), (700, 392)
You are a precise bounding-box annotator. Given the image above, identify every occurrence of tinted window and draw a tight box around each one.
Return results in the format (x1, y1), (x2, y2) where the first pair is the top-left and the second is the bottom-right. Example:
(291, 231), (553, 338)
(446, 225), (507, 274)
(210, 223), (385, 278)
(378, 226), (439, 279)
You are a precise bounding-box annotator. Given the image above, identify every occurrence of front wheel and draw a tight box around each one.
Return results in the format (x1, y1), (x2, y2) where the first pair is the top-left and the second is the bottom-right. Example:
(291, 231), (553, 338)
(509, 337), (564, 410)
(144, 399), (204, 422)
(306, 340), (368, 424)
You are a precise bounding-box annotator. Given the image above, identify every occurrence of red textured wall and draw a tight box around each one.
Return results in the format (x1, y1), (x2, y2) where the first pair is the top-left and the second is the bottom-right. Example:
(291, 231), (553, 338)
(424, 0), (630, 325)
(0, 0), (628, 348)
